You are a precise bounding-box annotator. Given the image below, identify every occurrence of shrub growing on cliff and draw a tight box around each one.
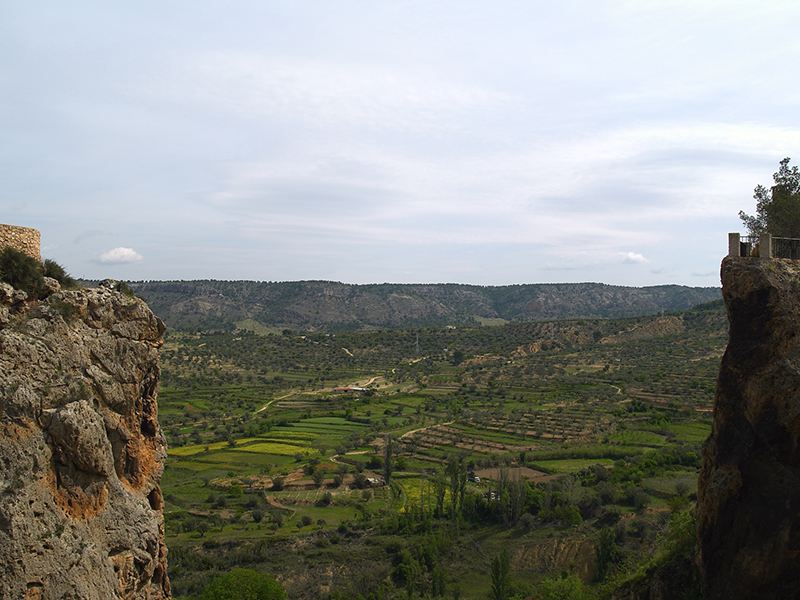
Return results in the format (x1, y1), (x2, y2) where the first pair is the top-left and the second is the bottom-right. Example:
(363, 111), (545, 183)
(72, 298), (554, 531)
(0, 247), (44, 295)
(0, 248), (77, 296)
(43, 258), (77, 288)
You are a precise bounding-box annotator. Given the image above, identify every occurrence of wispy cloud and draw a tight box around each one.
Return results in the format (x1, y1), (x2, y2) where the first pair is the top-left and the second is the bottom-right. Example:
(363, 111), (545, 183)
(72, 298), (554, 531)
(3, 2), (799, 286)
(152, 52), (511, 135)
(74, 230), (106, 245)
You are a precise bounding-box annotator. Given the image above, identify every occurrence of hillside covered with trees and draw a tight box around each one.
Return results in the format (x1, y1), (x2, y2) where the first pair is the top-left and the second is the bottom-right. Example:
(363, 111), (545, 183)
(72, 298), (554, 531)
(127, 280), (720, 333)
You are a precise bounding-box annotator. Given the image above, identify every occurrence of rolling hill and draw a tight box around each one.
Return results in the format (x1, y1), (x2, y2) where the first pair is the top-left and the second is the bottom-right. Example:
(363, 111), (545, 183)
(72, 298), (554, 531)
(126, 280), (721, 332)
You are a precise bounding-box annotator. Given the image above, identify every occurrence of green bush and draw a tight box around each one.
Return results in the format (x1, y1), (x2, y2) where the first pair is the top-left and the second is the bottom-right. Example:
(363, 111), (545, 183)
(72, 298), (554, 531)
(201, 568), (286, 600)
(43, 259), (77, 288)
(0, 248), (76, 296)
(0, 247), (44, 296)
(538, 573), (597, 600)
(663, 510), (696, 559)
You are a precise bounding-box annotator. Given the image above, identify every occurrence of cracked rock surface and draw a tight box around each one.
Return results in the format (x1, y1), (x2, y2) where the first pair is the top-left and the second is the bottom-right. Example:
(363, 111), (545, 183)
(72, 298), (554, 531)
(0, 280), (170, 599)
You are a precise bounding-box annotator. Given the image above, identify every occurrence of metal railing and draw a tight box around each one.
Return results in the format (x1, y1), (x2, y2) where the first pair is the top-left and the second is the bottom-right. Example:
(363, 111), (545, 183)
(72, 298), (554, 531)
(729, 233), (800, 259)
(771, 237), (800, 259)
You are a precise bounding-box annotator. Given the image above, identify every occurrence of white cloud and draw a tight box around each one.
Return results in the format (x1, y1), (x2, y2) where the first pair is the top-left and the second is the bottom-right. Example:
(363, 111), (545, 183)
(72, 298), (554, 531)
(620, 252), (649, 264)
(99, 247), (143, 264)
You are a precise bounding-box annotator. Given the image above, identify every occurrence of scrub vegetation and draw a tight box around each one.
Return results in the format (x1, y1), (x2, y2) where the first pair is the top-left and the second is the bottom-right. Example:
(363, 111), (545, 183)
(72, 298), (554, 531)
(0, 248), (77, 296)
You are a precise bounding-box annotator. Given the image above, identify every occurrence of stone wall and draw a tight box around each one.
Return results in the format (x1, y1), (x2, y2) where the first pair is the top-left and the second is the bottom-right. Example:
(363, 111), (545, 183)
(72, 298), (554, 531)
(0, 223), (41, 260)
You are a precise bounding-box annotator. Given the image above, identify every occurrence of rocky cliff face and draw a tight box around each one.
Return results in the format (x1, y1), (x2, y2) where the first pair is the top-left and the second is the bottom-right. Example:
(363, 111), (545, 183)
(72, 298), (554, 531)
(697, 256), (800, 599)
(0, 279), (170, 599)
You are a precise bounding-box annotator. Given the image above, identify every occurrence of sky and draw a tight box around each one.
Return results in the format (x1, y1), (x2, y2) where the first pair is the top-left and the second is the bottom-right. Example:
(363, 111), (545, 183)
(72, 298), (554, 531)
(2, 1), (800, 287)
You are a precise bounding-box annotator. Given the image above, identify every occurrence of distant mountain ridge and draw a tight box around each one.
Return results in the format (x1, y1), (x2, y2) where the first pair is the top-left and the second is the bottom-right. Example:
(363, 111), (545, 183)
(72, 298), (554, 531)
(126, 280), (721, 332)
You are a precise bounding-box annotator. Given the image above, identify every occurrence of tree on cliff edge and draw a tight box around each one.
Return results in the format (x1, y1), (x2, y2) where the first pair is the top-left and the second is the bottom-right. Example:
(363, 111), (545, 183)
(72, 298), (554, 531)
(740, 157), (800, 237)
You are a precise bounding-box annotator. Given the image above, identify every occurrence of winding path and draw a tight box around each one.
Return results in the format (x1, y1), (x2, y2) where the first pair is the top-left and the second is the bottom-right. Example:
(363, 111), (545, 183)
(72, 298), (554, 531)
(400, 421), (455, 440)
(255, 393), (299, 414)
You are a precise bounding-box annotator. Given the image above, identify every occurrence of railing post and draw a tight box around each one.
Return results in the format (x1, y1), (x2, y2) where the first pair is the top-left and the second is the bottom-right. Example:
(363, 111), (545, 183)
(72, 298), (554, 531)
(729, 233), (740, 257)
(759, 233), (772, 258)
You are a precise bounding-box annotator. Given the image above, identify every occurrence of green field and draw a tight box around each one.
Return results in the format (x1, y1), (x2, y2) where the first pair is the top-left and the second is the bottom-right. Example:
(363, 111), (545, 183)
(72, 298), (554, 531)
(532, 458), (617, 473)
(664, 421), (712, 443)
(158, 303), (726, 599)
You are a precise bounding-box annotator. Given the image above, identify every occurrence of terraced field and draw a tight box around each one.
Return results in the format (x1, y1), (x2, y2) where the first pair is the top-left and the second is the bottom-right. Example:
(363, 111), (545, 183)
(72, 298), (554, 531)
(158, 302), (724, 599)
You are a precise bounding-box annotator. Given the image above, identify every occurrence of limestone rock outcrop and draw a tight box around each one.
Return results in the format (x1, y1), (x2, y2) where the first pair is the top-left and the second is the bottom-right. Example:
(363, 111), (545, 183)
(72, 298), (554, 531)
(697, 256), (800, 599)
(0, 280), (170, 599)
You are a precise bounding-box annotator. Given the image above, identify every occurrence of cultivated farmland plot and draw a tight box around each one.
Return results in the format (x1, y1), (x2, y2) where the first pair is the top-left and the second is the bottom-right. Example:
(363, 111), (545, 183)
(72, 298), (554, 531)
(158, 302), (723, 598)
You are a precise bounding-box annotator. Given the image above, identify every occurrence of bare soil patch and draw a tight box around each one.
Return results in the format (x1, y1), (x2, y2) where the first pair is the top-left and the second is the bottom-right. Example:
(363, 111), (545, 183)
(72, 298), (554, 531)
(474, 466), (547, 481)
